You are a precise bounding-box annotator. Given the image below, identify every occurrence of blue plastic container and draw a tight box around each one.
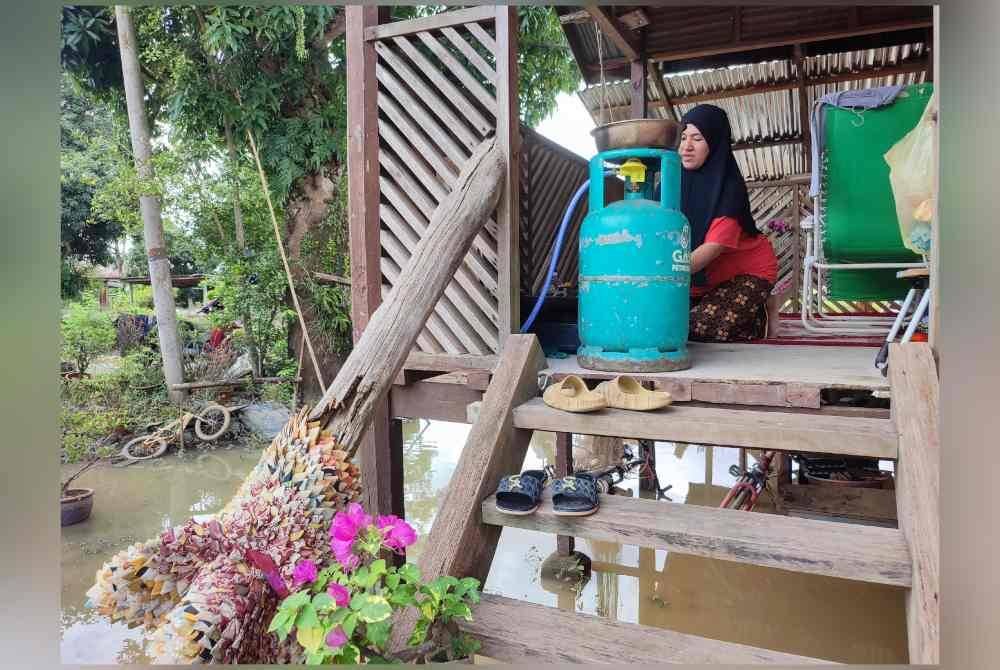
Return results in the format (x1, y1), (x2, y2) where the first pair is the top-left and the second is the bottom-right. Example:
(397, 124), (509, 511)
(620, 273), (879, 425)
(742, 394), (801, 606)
(577, 148), (691, 372)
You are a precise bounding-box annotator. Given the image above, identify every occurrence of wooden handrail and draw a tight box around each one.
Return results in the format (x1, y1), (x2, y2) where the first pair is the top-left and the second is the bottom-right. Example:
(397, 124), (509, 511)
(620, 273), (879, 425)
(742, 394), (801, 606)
(364, 7), (496, 42)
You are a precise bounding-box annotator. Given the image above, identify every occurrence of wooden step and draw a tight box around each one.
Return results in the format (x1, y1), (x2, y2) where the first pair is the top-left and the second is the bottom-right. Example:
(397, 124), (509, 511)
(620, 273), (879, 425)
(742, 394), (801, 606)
(481, 492), (911, 587)
(512, 398), (897, 459)
(458, 593), (832, 664)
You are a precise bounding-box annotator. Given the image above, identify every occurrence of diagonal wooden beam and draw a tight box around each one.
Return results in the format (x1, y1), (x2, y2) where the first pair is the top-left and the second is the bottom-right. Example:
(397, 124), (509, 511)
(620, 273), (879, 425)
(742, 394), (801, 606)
(584, 6), (640, 62)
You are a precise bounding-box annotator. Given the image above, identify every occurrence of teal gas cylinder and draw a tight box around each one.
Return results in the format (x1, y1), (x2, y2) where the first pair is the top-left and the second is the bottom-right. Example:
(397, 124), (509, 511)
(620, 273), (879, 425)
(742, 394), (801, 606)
(577, 148), (691, 372)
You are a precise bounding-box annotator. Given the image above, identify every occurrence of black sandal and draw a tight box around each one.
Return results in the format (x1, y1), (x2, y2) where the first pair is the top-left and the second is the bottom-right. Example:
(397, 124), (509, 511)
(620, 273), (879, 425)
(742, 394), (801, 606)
(551, 473), (600, 516)
(494, 469), (548, 515)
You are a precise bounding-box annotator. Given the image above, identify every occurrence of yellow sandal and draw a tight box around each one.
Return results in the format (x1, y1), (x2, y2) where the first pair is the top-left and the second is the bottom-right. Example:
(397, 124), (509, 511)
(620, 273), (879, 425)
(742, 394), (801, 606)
(595, 376), (672, 411)
(542, 375), (608, 413)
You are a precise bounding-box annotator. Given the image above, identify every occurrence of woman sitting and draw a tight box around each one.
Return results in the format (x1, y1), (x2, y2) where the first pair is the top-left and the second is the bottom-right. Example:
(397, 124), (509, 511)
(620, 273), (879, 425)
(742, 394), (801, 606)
(679, 104), (778, 342)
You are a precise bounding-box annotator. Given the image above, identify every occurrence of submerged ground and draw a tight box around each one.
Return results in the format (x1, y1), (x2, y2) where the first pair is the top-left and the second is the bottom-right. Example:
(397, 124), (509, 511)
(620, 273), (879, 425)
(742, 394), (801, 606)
(61, 421), (907, 664)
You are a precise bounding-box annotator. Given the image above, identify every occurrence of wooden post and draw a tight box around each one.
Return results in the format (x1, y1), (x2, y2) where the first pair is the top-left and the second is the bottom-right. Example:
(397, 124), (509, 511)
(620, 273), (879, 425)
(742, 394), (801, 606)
(390, 335), (546, 653)
(345, 5), (400, 519)
(638, 438), (656, 492)
(555, 431), (574, 556)
(928, 7), (939, 355)
(114, 5), (186, 404)
(495, 6), (520, 347)
(793, 44), (812, 173)
(630, 45), (647, 119)
(889, 343), (939, 664)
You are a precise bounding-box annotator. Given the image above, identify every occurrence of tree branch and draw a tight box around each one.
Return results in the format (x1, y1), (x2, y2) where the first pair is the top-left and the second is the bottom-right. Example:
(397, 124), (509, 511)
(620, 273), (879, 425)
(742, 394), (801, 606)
(315, 12), (347, 50)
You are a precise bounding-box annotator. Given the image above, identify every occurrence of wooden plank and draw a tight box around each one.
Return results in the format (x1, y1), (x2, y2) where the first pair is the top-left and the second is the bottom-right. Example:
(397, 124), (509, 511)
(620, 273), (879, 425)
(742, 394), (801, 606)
(483, 490), (910, 587)
(630, 56), (647, 119)
(405, 350), (497, 373)
(692, 381), (787, 406)
(554, 431), (574, 556)
(544, 343), (890, 391)
(793, 44), (812, 172)
(584, 7), (640, 62)
(889, 343), (939, 664)
(415, 334), (544, 582)
(415, 30), (498, 114)
(495, 6), (520, 346)
(441, 27), (496, 84)
(513, 398), (898, 459)
(389, 336), (545, 653)
(365, 6), (496, 41)
(779, 483), (898, 526)
(460, 594), (831, 665)
(421, 369), (492, 391)
(389, 380), (483, 423)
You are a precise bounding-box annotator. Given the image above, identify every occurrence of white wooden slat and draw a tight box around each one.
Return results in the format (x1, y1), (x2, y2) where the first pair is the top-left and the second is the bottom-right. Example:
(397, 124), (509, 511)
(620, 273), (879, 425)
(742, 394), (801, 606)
(390, 36), (492, 136)
(415, 31), (498, 115)
(441, 27), (496, 84)
(375, 63), (468, 168)
(380, 225), (492, 354)
(465, 21), (498, 56)
(375, 41), (481, 151)
(379, 133), (497, 328)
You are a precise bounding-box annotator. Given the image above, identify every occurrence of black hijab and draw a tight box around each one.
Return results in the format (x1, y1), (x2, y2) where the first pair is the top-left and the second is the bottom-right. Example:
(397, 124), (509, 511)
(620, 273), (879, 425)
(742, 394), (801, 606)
(679, 104), (758, 286)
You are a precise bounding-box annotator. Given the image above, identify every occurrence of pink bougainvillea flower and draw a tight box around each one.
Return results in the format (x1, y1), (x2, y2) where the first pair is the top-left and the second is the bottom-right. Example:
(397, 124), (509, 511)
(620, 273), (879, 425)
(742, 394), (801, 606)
(325, 626), (348, 649)
(330, 503), (372, 542)
(376, 515), (417, 552)
(292, 559), (318, 587)
(338, 552), (360, 573)
(326, 582), (350, 608)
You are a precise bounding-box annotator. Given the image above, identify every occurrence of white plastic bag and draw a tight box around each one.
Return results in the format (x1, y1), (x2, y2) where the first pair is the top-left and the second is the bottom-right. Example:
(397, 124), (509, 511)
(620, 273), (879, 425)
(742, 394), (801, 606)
(884, 92), (937, 255)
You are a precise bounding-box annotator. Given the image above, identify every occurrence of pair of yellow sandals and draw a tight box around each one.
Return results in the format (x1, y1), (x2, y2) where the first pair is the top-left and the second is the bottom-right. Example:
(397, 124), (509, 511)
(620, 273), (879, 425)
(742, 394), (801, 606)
(542, 375), (672, 413)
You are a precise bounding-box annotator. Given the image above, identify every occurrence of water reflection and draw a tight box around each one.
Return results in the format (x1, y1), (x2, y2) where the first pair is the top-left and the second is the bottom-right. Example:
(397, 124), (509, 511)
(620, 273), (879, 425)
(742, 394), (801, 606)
(60, 421), (906, 664)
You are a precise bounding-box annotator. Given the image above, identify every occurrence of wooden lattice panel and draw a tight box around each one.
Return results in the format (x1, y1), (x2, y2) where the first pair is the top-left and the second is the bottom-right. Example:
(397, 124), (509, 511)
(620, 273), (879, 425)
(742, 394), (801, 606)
(373, 10), (503, 355)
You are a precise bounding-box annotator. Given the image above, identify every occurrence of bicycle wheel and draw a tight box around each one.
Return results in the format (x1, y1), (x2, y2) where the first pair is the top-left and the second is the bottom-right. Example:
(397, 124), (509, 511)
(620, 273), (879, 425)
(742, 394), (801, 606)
(121, 435), (169, 460)
(195, 405), (231, 442)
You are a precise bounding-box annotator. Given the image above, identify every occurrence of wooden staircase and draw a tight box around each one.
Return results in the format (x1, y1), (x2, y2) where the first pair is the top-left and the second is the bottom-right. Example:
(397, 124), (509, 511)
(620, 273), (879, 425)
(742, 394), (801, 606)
(410, 335), (939, 665)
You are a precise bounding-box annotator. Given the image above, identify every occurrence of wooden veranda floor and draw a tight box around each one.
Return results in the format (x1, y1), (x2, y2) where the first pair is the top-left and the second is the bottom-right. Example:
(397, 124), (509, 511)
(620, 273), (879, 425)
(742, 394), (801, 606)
(542, 342), (888, 409)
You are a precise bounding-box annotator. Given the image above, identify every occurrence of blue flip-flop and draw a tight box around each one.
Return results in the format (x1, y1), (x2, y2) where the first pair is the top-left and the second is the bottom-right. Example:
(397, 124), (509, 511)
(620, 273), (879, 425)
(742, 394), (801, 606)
(551, 473), (600, 516)
(494, 469), (548, 515)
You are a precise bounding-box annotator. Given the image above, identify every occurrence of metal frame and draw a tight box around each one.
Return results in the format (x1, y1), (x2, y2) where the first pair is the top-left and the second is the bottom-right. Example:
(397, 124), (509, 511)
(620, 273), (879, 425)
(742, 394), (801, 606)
(800, 190), (925, 335)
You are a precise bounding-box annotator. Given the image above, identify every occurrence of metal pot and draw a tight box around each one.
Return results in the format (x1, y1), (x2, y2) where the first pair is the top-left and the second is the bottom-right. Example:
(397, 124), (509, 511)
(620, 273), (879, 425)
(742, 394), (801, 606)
(591, 118), (681, 153)
(61, 488), (94, 526)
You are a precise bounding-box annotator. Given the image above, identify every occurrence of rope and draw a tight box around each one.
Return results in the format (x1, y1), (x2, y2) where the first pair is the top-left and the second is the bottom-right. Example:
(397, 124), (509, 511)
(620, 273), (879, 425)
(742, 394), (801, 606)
(244, 127), (327, 395)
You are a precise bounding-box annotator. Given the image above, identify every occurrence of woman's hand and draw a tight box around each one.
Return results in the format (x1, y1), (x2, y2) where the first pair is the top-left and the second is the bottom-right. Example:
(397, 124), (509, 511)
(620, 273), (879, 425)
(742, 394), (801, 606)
(690, 242), (726, 273)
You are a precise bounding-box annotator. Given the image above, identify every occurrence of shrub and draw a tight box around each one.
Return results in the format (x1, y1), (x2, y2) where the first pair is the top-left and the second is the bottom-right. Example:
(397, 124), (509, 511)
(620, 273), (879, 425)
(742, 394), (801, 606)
(268, 504), (481, 664)
(61, 300), (115, 375)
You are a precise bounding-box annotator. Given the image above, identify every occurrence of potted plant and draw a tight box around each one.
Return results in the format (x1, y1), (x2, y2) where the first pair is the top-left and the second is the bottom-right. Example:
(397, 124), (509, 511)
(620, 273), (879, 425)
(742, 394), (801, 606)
(61, 457), (99, 526)
(265, 503), (482, 664)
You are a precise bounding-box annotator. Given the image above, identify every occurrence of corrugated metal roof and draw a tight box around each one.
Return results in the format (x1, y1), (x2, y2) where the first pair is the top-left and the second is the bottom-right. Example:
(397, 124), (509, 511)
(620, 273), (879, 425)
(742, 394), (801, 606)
(578, 42), (928, 180)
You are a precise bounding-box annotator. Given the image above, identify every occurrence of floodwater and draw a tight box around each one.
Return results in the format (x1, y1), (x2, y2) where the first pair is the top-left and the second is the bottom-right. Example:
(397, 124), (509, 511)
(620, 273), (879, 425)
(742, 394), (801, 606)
(61, 421), (907, 664)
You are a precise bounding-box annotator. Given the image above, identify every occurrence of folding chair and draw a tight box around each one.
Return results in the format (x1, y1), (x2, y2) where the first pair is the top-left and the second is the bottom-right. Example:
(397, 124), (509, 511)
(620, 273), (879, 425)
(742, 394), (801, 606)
(801, 83), (933, 335)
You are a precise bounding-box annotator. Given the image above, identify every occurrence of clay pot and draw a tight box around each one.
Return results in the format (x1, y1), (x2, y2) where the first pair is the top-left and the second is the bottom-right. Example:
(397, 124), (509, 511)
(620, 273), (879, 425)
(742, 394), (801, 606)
(61, 488), (94, 526)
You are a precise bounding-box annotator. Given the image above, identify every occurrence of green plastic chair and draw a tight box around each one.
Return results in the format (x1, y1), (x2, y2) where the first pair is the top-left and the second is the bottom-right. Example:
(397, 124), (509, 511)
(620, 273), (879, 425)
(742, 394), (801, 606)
(801, 82), (932, 334)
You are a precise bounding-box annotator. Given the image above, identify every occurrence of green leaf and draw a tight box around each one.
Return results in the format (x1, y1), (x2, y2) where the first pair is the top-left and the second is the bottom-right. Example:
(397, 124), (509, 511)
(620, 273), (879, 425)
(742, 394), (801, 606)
(295, 603), (322, 643)
(407, 617), (430, 647)
(398, 563), (421, 584)
(384, 573), (401, 589)
(369, 558), (387, 579)
(364, 619), (392, 650)
(267, 608), (294, 634)
(357, 594), (392, 623)
(305, 649), (327, 665)
(445, 602), (473, 621)
(420, 600), (436, 621)
(281, 590), (311, 613)
(296, 624), (325, 653)
(334, 644), (360, 665)
(342, 612), (358, 639)
(312, 592), (335, 612)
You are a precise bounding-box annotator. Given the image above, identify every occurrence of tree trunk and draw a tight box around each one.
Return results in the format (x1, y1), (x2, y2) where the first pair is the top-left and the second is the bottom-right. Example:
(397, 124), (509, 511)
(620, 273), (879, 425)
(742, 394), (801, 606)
(284, 168), (343, 403)
(114, 5), (186, 404)
(223, 116), (261, 377)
